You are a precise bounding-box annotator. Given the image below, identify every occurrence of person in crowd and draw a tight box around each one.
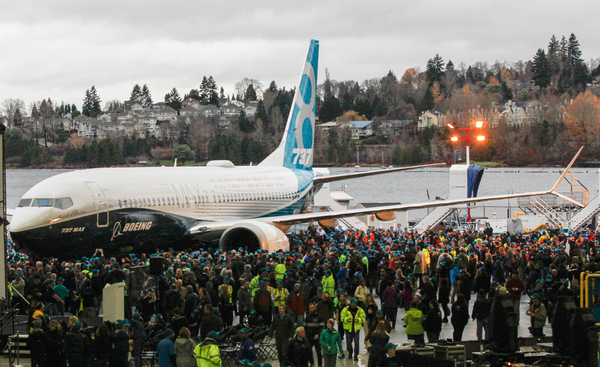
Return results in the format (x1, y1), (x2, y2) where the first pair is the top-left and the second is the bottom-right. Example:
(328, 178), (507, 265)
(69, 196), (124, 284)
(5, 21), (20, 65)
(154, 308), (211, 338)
(341, 298), (366, 361)
(238, 328), (256, 364)
(305, 302), (325, 367)
(157, 329), (177, 367)
(403, 300), (424, 345)
(381, 280), (398, 329)
(92, 323), (112, 367)
(526, 293), (547, 339)
(320, 319), (344, 367)
(269, 305), (295, 365)
(368, 320), (390, 367)
(194, 331), (221, 367)
(422, 300), (442, 343)
(175, 327), (196, 367)
(471, 289), (492, 344)
(377, 343), (402, 367)
(28, 320), (49, 367)
(111, 319), (132, 367)
(65, 321), (91, 367)
(285, 327), (314, 367)
(451, 294), (469, 342)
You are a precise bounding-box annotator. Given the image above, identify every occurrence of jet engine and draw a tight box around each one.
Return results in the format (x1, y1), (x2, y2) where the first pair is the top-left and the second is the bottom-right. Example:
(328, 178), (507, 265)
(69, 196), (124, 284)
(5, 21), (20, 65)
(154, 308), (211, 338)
(219, 220), (289, 254)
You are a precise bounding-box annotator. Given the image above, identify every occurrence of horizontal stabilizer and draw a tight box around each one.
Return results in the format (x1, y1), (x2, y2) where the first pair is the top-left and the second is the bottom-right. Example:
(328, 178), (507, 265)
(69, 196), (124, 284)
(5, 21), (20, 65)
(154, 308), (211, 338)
(313, 163), (446, 185)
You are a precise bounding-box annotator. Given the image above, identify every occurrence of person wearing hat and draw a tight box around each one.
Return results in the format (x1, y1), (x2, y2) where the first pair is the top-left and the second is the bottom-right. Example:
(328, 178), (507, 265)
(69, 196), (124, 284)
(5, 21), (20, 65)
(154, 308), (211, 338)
(320, 318), (344, 367)
(65, 321), (91, 367)
(506, 271), (524, 322)
(340, 298), (366, 361)
(253, 280), (273, 326)
(112, 319), (132, 367)
(238, 328), (256, 364)
(377, 343), (401, 367)
(27, 319), (49, 367)
(305, 302), (325, 367)
(288, 283), (307, 327)
(157, 329), (176, 367)
(526, 293), (546, 339)
(269, 305), (294, 365)
(471, 289), (491, 344)
(322, 269), (335, 298)
(53, 277), (69, 316)
(194, 330), (221, 367)
(450, 294), (469, 342)
(238, 280), (253, 324)
(271, 280), (289, 314)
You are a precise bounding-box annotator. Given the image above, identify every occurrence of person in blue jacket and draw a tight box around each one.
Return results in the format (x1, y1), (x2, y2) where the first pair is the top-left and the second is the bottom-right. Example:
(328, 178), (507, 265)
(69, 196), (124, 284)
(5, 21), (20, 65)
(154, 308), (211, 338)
(238, 328), (256, 365)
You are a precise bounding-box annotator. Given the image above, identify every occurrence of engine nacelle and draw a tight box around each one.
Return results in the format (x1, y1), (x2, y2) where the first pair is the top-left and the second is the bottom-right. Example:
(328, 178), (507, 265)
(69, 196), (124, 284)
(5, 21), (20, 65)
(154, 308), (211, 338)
(375, 212), (396, 221)
(220, 220), (289, 254)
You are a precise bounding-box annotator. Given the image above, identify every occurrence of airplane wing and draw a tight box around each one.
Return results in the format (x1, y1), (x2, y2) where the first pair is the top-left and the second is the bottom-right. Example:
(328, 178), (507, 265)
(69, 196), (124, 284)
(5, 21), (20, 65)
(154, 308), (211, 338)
(313, 163), (446, 185)
(189, 147), (583, 234)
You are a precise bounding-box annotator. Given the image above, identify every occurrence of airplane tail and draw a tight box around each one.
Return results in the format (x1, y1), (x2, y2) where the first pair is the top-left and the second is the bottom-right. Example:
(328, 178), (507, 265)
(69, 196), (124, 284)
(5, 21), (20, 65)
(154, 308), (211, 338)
(259, 40), (319, 171)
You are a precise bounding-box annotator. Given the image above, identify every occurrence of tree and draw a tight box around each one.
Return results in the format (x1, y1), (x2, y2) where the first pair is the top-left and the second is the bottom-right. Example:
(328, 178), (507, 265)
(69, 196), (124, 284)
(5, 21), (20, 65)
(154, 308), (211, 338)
(164, 88), (182, 111)
(420, 87), (434, 112)
(236, 110), (254, 133)
(235, 78), (263, 102)
(532, 49), (551, 89)
(500, 81), (513, 102)
(130, 84), (143, 101)
(425, 54), (445, 87)
(245, 84), (257, 105)
(141, 84), (153, 108)
(564, 91), (600, 151)
(82, 86), (102, 117)
(172, 144), (195, 164)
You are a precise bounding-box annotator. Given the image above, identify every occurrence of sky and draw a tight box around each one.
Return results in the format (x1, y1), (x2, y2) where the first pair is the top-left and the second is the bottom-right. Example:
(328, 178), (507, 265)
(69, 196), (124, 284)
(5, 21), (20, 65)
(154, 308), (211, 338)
(1, 0), (599, 113)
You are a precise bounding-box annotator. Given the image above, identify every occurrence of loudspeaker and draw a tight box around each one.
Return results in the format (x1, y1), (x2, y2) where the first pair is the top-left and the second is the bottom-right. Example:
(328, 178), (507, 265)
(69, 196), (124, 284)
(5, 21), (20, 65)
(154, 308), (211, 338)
(570, 308), (598, 367)
(490, 294), (518, 353)
(150, 257), (165, 276)
(552, 296), (576, 354)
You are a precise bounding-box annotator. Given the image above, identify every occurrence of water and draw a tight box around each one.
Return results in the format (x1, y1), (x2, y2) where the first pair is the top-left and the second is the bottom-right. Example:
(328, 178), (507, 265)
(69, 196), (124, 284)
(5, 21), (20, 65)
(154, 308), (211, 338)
(6, 167), (600, 221)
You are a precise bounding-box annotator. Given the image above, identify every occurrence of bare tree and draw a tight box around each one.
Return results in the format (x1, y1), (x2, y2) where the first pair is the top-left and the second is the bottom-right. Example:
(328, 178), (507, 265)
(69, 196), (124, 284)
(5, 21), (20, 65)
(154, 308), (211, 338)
(2, 98), (25, 124)
(234, 78), (264, 101)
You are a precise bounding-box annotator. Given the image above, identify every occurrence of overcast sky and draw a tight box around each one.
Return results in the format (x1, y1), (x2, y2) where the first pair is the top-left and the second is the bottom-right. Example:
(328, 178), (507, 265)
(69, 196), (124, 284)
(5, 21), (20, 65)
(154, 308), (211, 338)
(1, 0), (599, 112)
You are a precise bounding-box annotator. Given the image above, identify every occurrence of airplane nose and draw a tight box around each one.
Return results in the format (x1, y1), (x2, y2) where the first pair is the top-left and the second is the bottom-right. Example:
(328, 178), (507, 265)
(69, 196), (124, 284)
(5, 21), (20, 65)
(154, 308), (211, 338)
(10, 208), (54, 233)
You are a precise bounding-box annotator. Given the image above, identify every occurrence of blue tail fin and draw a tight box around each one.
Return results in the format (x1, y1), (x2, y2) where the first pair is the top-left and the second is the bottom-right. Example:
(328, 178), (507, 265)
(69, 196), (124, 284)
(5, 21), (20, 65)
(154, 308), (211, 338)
(259, 40), (319, 171)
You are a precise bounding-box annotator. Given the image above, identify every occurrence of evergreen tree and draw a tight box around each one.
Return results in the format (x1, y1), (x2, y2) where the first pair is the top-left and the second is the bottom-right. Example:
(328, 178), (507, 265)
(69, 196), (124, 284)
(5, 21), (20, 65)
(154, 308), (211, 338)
(420, 87), (434, 112)
(500, 81), (513, 102)
(268, 81), (278, 92)
(547, 35), (561, 76)
(12, 108), (23, 127)
(245, 84), (257, 104)
(130, 84), (143, 101)
(532, 48), (551, 89)
(567, 33), (582, 64)
(90, 86), (102, 116)
(141, 84), (153, 108)
(31, 104), (39, 119)
(164, 88), (182, 111)
(254, 100), (271, 133)
(236, 110), (254, 133)
(425, 54), (445, 87)
(199, 76), (210, 105)
(219, 87), (225, 99)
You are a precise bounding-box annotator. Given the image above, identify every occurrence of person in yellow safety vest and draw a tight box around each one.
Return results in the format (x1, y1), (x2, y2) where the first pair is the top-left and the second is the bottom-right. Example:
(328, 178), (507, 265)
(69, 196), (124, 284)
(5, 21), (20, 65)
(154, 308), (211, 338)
(271, 280), (288, 311)
(322, 270), (335, 297)
(423, 245), (431, 267)
(194, 330), (221, 367)
(250, 268), (269, 297)
(275, 260), (287, 280)
(340, 298), (366, 361)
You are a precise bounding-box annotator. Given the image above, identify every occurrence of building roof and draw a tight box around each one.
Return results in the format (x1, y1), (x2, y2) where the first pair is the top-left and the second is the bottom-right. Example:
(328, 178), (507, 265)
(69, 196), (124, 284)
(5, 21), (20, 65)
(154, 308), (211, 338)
(349, 120), (372, 128)
(330, 191), (354, 201)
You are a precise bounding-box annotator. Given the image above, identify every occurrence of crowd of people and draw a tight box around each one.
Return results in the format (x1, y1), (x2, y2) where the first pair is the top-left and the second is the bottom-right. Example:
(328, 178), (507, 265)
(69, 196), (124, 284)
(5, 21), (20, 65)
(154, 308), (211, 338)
(5, 221), (596, 367)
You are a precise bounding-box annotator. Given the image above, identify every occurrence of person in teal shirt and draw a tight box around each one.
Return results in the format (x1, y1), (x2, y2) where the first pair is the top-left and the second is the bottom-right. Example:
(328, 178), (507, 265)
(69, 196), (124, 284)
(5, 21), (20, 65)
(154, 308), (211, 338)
(54, 278), (69, 316)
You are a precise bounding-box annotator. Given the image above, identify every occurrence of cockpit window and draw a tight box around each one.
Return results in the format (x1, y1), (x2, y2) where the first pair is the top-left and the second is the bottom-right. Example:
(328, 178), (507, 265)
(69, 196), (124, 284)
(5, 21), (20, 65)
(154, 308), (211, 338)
(63, 198), (73, 209)
(18, 199), (32, 207)
(32, 198), (53, 207)
(54, 198), (63, 210)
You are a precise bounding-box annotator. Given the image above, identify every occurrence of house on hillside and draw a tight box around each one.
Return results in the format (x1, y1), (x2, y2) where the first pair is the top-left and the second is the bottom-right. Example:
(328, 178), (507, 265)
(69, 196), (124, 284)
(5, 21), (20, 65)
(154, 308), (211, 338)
(201, 104), (220, 118)
(316, 121), (340, 132)
(222, 103), (242, 117)
(245, 101), (259, 117)
(418, 110), (444, 130)
(180, 105), (200, 117)
(342, 121), (373, 140)
(155, 107), (177, 121)
(379, 120), (412, 137)
(501, 100), (527, 126)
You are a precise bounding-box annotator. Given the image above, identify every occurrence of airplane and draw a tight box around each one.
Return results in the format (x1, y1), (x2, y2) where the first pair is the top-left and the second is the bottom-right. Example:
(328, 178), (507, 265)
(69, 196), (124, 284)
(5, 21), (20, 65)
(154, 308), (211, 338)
(9, 40), (583, 260)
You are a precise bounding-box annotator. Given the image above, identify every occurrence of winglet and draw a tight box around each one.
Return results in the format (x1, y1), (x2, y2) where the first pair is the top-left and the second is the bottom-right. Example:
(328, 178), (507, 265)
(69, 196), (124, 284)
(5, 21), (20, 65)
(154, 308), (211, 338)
(550, 146), (583, 193)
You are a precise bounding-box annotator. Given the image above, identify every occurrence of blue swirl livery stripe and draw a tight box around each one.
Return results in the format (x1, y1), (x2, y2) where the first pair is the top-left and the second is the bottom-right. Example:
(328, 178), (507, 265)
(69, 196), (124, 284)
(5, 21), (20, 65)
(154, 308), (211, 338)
(282, 40), (318, 171)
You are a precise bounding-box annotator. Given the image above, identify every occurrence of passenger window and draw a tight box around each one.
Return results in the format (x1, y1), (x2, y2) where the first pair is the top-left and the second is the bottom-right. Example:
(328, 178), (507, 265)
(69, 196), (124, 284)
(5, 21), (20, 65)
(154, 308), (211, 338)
(152, 198), (156, 206)
(18, 199), (32, 207)
(162, 198), (166, 206)
(32, 198), (53, 207)
(176, 197), (179, 205)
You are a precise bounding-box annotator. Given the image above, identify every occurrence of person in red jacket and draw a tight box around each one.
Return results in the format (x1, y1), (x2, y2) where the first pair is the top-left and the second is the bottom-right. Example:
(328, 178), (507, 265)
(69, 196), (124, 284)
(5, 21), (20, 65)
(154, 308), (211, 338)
(288, 283), (307, 326)
(505, 271), (524, 321)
